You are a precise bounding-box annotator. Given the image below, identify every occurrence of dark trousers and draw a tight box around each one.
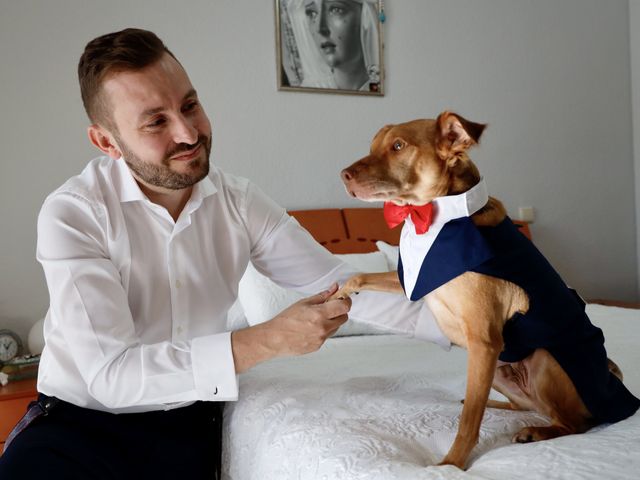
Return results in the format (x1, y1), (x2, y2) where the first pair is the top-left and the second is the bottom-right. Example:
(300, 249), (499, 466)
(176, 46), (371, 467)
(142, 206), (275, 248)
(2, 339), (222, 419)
(0, 395), (223, 480)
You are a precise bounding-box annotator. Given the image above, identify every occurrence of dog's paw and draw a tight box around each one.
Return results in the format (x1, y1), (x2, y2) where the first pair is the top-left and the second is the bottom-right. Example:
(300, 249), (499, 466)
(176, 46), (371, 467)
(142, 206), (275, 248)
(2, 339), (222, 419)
(329, 288), (357, 301)
(512, 426), (545, 443)
(512, 425), (570, 443)
(329, 276), (364, 301)
(513, 429), (535, 443)
(437, 456), (465, 469)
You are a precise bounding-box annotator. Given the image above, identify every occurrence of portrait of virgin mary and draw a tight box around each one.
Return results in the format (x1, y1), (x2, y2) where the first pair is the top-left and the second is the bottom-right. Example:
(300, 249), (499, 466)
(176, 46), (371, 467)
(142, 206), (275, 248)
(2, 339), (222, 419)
(277, 0), (383, 94)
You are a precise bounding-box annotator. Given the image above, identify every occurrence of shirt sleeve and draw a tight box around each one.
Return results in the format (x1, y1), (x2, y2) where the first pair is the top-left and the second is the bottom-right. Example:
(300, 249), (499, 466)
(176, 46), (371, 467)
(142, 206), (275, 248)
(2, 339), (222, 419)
(241, 183), (451, 348)
(37, 193), (234, 410)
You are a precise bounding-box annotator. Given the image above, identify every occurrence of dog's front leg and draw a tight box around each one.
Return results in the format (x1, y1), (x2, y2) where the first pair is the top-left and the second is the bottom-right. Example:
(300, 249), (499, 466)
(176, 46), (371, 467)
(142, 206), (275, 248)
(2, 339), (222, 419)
(439, 341), (501, 469)
(332, 271), (404, 299)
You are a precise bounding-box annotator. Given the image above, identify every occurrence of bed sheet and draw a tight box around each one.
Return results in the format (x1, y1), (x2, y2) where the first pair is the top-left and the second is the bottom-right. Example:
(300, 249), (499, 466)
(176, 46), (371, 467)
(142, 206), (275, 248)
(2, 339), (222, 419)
(222, 304), (640, 480)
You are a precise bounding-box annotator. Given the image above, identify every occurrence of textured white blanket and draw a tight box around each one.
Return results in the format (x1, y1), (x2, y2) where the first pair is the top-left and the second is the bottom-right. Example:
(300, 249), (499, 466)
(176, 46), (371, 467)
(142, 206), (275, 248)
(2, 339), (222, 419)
(222, 304), (640, 480)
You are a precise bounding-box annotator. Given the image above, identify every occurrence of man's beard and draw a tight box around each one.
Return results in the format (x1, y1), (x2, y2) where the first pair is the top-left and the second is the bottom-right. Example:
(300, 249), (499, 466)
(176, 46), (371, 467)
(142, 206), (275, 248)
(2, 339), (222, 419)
(117, 134), (211, 190)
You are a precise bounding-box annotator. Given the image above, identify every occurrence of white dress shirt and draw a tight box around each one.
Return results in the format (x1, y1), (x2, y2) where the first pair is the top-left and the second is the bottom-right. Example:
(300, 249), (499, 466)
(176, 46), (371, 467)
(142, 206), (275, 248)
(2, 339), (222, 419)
(36, 156), (448, 413)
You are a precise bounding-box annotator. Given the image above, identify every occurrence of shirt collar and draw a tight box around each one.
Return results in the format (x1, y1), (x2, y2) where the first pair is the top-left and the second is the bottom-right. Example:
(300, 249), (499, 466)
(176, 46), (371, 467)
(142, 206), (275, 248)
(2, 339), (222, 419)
(431, 178), (488, 224)
(112, 156), (218, 205)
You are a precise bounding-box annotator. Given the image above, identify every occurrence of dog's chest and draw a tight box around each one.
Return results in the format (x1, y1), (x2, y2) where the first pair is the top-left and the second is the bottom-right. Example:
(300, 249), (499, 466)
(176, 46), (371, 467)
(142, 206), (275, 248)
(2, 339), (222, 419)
(425, 298), (468, 348)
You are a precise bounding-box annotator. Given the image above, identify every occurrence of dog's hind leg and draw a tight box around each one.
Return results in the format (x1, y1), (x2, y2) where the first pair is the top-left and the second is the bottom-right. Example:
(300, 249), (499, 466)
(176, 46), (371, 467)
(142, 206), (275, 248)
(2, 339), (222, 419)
(491, 361), (538, 412)
(513, 424), (578, 443)
(503, 349), (593, 443)
(608, 358), (623, 381)
(485, 399), (522, 410)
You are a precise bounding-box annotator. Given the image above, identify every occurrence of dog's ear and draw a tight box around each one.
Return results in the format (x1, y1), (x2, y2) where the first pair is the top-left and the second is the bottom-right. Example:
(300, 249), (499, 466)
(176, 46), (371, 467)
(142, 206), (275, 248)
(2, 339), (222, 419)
(436, 111), (487, 162)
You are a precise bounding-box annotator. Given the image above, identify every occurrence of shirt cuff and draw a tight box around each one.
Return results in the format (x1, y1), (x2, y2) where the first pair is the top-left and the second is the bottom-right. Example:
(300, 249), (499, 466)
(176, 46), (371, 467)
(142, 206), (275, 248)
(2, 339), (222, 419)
(414, 302), (451, 350)
(191, 332), (239, 401)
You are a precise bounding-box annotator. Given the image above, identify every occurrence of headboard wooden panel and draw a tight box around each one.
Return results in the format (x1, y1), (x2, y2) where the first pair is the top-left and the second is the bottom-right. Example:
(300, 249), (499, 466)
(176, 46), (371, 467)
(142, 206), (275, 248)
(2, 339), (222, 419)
(287, 209), (349, 252)
(289, 208), (532, 254)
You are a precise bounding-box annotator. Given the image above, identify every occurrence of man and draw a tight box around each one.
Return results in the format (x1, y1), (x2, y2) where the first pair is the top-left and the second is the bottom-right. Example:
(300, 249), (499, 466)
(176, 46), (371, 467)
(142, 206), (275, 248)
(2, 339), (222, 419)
(0, 28), (447, 479)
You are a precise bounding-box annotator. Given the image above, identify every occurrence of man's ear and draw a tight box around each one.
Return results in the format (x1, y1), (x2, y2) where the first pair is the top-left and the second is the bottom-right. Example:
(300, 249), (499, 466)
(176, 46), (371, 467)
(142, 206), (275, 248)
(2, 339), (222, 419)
(435, 111), (487, 162)
(87, 124), (122, 160)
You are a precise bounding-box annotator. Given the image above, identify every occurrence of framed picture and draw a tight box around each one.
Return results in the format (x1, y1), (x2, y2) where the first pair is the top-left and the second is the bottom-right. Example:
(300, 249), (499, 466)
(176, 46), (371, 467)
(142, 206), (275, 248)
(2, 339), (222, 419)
(275, 0), (384, 96)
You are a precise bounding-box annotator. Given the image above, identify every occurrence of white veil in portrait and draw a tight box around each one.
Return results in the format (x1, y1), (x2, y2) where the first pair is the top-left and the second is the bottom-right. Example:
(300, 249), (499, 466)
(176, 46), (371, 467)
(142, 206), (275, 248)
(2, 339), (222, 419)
(283, 0), (380, 90)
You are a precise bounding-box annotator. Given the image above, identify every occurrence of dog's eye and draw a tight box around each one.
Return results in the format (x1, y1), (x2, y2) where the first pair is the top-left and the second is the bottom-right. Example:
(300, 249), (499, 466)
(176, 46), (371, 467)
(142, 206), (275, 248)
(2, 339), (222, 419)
(393, 141), (403, 151)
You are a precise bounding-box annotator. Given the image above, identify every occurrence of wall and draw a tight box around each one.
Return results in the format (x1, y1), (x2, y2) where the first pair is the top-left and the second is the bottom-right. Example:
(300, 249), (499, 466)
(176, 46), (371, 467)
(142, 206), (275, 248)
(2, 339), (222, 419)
(632, 0), (640, 298)
(0, 0), (636, 344)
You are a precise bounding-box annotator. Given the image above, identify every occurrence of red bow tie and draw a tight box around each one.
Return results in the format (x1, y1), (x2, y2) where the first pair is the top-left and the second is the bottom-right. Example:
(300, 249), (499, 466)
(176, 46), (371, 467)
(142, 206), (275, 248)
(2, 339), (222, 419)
(383, 202), (434, 234)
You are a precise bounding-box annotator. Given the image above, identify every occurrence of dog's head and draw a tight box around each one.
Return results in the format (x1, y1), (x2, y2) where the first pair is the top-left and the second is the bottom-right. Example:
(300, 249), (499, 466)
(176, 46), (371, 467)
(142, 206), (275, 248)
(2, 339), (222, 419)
(341, 111), (486, 206)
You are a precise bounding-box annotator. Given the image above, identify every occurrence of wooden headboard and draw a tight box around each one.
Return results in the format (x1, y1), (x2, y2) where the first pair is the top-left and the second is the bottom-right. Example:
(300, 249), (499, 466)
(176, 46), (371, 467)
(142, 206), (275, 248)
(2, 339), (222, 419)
(288, 208), (532, 254)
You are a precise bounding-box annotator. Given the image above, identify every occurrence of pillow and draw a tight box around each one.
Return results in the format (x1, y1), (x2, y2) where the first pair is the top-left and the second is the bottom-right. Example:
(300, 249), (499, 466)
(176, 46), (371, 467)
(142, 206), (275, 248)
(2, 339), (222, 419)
(237, 251), (390, 336)
(226, 297), (249, 331)
(375, 240), (399, 271)
(336, 251), (389, 274)
(237, 263), (305, 327)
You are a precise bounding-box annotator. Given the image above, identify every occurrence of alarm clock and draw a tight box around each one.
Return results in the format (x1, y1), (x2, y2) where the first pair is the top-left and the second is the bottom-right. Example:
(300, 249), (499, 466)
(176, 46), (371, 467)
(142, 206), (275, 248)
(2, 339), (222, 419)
(0, 329), (23, 363)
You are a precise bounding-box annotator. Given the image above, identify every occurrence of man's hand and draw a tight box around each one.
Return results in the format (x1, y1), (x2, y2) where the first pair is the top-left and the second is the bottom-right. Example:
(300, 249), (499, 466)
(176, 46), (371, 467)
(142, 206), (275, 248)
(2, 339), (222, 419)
(231, 283), (351, 373)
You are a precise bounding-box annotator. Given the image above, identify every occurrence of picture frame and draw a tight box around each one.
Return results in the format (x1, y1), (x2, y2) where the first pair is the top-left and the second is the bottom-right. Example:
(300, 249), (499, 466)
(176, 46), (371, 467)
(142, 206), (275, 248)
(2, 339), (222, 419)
(275, 0), (384, 96)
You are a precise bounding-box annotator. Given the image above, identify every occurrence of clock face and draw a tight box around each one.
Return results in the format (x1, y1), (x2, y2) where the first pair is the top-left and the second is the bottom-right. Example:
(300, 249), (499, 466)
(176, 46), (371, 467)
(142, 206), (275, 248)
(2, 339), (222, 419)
(0, 330), (22, 362)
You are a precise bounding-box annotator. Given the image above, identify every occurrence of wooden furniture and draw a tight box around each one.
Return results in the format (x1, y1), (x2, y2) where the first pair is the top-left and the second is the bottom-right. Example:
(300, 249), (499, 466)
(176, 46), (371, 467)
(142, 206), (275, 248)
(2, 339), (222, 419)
(0, 378), (37, 454)
(289, 208), (402, 253)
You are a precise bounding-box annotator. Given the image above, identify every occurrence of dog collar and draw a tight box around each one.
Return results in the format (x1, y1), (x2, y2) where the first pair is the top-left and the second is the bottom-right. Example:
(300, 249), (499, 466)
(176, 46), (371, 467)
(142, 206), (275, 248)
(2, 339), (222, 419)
(432, 177), (489, 224)
(403, 178), (488, 231)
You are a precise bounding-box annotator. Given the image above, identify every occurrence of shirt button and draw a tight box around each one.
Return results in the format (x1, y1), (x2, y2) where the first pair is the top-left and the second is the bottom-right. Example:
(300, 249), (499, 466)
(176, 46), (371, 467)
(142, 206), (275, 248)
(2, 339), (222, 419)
(177, 325), (184, 335)
(175, 279), (182, 289)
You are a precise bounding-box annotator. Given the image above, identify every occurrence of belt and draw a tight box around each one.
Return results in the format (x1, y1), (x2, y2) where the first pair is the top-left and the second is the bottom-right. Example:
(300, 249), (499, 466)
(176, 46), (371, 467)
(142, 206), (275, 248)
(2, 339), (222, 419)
(3, 395), (59, 453)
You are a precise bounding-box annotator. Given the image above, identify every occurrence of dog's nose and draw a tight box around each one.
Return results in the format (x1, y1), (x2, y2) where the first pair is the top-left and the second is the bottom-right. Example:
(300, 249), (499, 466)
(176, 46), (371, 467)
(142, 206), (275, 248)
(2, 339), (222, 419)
(341, 168), (353, 182)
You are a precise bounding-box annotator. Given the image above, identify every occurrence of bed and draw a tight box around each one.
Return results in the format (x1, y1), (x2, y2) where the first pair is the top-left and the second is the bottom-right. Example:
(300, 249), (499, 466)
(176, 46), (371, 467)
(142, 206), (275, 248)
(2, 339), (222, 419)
(222, 208), (640, 480)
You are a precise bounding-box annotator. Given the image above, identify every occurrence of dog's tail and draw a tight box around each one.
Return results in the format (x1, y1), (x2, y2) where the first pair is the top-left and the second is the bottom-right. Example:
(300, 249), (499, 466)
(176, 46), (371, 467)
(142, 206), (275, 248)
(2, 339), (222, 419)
(607, 358), (623, 381)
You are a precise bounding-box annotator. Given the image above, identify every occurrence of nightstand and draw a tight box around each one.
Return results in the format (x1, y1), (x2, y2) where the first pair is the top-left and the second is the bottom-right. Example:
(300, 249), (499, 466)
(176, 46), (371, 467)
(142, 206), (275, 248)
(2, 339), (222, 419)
(0, 378), (38, 454)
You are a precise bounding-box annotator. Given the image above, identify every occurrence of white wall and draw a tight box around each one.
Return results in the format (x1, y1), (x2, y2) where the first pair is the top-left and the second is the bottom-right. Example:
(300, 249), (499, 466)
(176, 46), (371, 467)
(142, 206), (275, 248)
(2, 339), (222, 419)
(632, 0), (640, 299)
(0, 0), (637, 344)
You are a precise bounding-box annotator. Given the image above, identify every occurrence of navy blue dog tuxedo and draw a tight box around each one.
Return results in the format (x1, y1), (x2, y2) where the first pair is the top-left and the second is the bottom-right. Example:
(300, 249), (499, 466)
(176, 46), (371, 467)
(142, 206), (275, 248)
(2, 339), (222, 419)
(396, 179), (640, 424)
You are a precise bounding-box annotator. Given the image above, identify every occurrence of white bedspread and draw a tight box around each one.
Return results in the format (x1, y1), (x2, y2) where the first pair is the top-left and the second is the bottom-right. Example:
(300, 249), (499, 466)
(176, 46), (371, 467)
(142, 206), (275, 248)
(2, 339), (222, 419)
(222, 304), (640, 479)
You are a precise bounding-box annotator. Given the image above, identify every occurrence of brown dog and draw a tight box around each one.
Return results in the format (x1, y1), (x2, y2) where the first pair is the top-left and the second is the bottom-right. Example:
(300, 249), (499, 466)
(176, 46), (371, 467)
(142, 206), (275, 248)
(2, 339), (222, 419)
(334, 112), (639, 469)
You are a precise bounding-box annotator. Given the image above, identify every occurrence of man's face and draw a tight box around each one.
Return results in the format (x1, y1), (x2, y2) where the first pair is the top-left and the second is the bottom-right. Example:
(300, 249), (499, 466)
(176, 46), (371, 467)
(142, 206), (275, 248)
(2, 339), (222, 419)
(101, 53), (212, 191)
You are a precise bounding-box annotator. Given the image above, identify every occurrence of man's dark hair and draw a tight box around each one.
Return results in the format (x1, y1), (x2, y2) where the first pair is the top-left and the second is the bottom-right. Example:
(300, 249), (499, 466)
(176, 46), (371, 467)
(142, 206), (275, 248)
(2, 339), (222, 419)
(78, 28), (177, 128)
